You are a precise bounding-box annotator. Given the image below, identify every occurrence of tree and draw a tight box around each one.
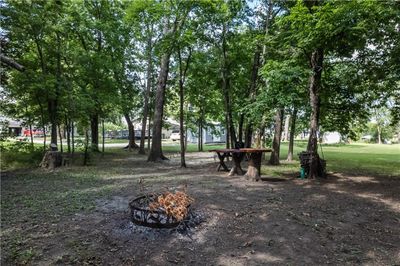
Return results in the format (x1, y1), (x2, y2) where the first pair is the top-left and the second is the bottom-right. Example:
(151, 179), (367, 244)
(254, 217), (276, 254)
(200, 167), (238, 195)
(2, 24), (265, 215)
(126, 0), (162, 155)
(148, 1), (194, 162)
(280, 0), (393, 177)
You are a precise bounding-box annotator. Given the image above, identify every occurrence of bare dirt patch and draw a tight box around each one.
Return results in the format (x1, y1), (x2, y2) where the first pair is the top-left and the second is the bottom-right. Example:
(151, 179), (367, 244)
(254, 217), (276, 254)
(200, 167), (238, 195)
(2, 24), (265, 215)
(1, 152), (399, 265)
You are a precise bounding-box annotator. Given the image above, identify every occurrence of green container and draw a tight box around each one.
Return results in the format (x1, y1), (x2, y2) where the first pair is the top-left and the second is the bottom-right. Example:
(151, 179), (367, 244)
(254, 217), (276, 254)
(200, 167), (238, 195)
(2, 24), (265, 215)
(300, 167), (306, 179)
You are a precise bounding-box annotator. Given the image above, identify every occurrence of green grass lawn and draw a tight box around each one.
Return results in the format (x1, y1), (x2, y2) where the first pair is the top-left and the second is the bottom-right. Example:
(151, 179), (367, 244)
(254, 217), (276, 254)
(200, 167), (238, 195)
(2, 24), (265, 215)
(266, 141), (399, 177)
(1, 139), (398, 177)
(161, 141), (399, 177)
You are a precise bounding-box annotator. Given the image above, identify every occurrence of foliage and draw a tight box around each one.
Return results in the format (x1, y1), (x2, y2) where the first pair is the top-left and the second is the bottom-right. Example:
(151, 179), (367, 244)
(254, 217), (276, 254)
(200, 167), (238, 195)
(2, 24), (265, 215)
(0, 141), (43, 170)
(1, 0), (399, 166)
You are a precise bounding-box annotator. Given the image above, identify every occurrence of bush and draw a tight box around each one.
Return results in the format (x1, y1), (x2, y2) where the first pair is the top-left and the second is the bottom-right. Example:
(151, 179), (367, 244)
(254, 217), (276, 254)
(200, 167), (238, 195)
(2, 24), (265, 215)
(0, 141), (43, 170)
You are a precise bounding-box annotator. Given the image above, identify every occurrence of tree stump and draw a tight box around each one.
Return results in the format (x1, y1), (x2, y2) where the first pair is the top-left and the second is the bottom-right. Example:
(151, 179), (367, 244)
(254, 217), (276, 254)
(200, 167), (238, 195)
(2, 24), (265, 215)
(40, 151), (62, 169)
(244, 152), (263, 181)
(229, 153), (245, 176)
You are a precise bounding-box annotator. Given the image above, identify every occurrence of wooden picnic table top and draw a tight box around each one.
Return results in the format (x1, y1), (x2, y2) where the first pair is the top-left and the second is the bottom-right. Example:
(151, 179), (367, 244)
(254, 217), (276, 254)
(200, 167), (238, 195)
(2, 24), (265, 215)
(209, 148), (273, 153)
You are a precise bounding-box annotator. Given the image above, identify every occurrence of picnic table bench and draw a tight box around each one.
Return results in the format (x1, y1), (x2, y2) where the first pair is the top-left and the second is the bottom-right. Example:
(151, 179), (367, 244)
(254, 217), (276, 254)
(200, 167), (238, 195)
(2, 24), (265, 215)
(209, 148), (273, 181)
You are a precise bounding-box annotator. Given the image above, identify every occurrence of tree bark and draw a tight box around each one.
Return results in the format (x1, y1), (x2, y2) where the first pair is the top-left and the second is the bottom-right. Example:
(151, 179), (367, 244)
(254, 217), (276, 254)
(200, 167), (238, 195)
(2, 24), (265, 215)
(40, 151), (62, 169)
(90, 114), (99, 152)
(177, 47), (191, 168)
(244, 49), (261, 148)
(244, 125), (253, 148)
(49, 99), (58, 146)
(221, 23), (237, 148)
(287, 107), (297, 161)
(147, 115), (151, 150)
(229, 153), (244, 176)
(43, 126), (46, 152)
(225, 115), (230, 149)
(269, 109), (284, 165)
(198, 119), (203, 152)
(185, 125), (188, 152)
(238, 114), (244, 144)
(102, 119), (105, 154)
(255, 123), (265, 149)
(124, 113), (139, 151)
(139, 34), (153, 155)
(283, 114), (290, 142)
(50, 32), (61, 148)
(58, 124), (63, 153)
(377, 125), (382, 144)
(36, 97), (46, 152)
(71, 121), (75, 155)
(66, 119), (71, 154)
(245, 152), (263, 181)
(83, 129), (89, 166)
(29, 124), (34, 148)
(306, 48), (324, 178)
(148, 21), (171, 162)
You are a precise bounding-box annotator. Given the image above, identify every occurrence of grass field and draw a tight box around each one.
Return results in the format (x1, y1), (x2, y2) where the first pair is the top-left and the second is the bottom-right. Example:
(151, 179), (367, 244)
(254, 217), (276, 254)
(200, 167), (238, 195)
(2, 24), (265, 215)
(162, 141), (400, 177)
(1, 139), (399, 177)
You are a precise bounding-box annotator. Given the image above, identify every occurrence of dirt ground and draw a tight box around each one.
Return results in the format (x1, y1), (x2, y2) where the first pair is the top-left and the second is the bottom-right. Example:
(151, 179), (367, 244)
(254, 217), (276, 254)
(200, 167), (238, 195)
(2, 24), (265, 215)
(1, 152), (400, 265)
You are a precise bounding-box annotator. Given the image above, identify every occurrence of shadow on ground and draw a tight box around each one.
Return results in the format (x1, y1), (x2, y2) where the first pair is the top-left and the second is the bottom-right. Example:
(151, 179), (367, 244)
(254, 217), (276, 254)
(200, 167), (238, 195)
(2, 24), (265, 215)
(1, 152), (399, 265)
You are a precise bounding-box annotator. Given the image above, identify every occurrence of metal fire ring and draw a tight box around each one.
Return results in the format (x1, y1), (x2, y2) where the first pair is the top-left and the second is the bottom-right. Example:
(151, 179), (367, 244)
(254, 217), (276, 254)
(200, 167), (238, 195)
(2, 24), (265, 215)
(129, 194), (191, 229)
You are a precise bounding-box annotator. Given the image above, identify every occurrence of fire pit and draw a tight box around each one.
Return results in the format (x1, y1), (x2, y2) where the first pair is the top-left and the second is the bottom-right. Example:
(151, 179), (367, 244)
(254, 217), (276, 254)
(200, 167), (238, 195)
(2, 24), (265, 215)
(129, 191), (193, 229)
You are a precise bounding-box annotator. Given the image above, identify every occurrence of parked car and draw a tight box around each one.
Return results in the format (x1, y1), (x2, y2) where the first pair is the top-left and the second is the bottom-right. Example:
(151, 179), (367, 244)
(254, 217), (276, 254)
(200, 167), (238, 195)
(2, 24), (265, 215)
(170, 130), (180, 141)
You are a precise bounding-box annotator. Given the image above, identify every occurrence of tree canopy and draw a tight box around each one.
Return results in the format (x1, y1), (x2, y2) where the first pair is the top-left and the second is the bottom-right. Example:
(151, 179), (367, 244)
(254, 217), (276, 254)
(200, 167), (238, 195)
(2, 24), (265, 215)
(1, 0), (399, 173)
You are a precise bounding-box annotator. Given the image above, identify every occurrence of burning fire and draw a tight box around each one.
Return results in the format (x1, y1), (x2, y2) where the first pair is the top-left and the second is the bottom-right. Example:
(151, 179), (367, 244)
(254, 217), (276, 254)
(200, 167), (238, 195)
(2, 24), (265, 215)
(149, 191), (194, 221)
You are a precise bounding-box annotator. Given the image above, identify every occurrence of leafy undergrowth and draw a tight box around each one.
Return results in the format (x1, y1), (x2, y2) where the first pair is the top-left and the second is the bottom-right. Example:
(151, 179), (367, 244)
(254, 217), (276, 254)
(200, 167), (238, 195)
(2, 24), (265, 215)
(1, 141), (43, 170)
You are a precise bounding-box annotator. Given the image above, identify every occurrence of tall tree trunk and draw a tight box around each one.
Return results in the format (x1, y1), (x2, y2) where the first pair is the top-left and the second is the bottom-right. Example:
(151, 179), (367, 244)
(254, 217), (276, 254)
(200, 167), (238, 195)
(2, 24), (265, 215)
(200, 122), (203, 152)
(377, 125), (382, 144)
(307, 48), (324, 178)
(238, 114), (244, 144)
(90, 114), (99, 152)
(198, 120), (202, 152)
(148, 14), (188, 161)
(197, 117), (204, 152)
(179, 67), (186, 167)
(36, 97), (46, 152)
(71, 121), (75, 155)
(43, 126), (46, 152)
(225, 115), (230, 149)
(49, 100), (58, 147)
(50, 32), (61, 149)
(287, 107), (297, 161)
(244, 125), (253, 148)
(177, 47), (192, 167)
(221, 23), (237, 149)
(102, 119), (105, 154)
(185, 126), (188, 152)
(124, 113), (139, 151)
(283, 114), (290, 142)
(148, 47), (171, 161)
(227, 93), (236, 148)
(245, 48), (261, 148)
(147, 115), (151, 150)
(58, 124), (63, 153)
(269, 109), (284, 165)
(29, 124), (34, 148)
(66, 119), (71, 154)
(139, 35), (153, 155)
(83, 129), (89, 166)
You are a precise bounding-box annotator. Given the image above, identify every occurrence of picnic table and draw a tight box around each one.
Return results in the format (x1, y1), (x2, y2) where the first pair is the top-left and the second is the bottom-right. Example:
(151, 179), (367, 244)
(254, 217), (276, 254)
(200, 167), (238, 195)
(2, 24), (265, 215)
(210, 148), (273, 181)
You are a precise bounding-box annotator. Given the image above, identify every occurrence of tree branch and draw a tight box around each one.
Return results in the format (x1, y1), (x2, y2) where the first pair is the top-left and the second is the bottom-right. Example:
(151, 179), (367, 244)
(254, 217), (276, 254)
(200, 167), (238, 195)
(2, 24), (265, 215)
(0, 54), (25, 71)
